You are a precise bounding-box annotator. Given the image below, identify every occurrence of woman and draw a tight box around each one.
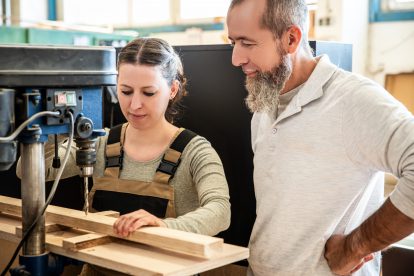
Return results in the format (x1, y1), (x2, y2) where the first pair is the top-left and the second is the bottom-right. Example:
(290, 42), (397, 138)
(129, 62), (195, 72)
(17, 37), (230, 275)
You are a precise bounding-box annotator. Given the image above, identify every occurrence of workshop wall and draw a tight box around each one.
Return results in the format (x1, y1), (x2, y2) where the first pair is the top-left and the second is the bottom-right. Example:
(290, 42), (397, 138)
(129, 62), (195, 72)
(313, 0), (414, 88)
(314, 0), (369, 75)
(368, 21), (414, 86)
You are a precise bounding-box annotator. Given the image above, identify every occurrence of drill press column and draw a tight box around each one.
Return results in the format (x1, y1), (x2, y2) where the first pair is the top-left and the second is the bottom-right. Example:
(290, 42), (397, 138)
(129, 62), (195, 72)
(20, 142), (45, 256)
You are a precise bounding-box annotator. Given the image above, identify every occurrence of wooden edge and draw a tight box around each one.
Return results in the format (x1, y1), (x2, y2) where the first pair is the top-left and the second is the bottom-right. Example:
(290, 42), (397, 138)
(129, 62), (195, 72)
(0, 214), (21, 243)
(62, 233), (113, 251)
(15, 222), (70, 238)
(0, 212), (20, 220)
(134, 227), (224, 259)
(0, 207), (20, 217)
(95, 210), (120, 218)
(14, 211), (119, 238)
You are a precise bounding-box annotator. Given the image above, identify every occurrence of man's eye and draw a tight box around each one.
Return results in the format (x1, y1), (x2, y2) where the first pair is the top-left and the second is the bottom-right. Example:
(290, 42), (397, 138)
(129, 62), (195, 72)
(230, 41), (235, 47)
(241, 41), (254, 47)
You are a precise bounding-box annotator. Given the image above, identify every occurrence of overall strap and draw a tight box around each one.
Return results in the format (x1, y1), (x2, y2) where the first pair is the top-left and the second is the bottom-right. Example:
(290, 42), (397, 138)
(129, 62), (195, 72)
(105, 123), (128, 170)
(154, 128), (197, 184)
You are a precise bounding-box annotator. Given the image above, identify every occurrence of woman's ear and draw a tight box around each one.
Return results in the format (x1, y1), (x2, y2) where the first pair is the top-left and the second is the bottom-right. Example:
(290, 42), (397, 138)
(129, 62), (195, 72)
(170, 79), (179, 99)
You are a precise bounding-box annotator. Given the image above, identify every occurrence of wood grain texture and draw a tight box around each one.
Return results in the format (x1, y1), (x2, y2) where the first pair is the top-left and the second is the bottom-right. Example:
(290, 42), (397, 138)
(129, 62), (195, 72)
(95, 210), (120, 218)
(0, 212), (249, 275)
(62, 233), (113, 251)
(15, 222), (69, 237)
(0, 195), (223, 258)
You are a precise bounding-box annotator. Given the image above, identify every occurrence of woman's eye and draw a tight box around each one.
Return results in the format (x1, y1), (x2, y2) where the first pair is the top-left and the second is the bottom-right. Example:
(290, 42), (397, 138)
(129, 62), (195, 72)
(121, 90), (133, 95)
(143, 91), (156, 97)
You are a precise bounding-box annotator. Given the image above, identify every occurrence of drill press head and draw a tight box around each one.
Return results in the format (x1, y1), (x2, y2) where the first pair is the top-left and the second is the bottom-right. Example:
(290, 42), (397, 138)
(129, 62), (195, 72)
(0, 44), (117, 174)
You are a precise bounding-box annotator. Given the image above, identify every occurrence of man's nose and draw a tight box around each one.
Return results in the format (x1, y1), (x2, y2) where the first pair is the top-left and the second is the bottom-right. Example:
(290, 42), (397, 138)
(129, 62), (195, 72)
(231, 45), (248, 67)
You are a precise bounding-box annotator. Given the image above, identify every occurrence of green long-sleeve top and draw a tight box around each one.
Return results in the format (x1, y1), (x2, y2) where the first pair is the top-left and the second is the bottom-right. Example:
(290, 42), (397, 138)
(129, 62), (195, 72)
(17, 131), (231, 236)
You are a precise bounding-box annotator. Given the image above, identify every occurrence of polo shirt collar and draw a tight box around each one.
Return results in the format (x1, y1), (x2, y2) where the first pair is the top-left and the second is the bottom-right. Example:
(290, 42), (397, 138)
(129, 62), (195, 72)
(274, 55), (337, 124)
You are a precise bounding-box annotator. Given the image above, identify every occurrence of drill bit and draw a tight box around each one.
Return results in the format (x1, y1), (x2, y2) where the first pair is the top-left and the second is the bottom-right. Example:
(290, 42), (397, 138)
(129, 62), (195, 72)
(83, 177), (89, 216)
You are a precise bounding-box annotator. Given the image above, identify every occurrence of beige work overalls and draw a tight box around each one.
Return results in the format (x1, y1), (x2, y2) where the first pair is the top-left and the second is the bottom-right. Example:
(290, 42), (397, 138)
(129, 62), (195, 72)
(80, 123), (195, 276)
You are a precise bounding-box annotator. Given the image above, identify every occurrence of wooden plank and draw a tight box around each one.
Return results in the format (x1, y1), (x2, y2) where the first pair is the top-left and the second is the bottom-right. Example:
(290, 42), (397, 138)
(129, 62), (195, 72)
(46, 205), (223, 259)
(0, 214), (249, 276)
(0, 199), (20, 217)
(15, 222), (69, 238)
(15, 210), (118, 238)
(47, 232), (248, 276)
(95, 210), (120, 218)
(63, 233), (113, 251)
(0, 195), (223, 259)
(1, 207), (120, 219)
(61, 210), (119, 251)
(0, 213), (21, 243)
(0, 239), (20, 271)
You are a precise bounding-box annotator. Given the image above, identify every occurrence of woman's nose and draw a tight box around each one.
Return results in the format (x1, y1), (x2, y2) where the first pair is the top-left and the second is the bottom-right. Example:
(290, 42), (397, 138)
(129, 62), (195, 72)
(130, 93), (143, 110)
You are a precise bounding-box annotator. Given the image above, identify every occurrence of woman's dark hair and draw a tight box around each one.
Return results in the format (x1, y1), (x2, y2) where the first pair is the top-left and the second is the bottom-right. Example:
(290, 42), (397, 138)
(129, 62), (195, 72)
(117, 37), (188, 123)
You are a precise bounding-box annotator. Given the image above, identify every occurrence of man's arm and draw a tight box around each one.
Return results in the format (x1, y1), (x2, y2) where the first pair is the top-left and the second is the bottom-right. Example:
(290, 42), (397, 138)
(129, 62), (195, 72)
(324, 198), (414, 275)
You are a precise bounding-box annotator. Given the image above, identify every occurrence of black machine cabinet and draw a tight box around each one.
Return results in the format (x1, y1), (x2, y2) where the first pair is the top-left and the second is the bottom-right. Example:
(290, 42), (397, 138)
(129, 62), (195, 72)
(0, 42), (353, 263)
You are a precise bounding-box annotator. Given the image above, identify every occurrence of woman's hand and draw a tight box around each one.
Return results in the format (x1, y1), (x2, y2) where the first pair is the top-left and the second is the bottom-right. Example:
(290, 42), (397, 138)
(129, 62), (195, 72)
(113, 209), (166, 237)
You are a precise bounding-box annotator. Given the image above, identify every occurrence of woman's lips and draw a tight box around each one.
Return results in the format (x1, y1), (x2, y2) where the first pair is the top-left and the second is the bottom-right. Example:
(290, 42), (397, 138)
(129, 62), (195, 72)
(129, 113), (146, 119)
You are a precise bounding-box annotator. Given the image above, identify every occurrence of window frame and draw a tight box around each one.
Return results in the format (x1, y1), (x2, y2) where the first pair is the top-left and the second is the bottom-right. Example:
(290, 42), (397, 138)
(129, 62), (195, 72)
(369, 0), (414, 22)
(130, 0), (172, 27)
(175, 0), (231, 24)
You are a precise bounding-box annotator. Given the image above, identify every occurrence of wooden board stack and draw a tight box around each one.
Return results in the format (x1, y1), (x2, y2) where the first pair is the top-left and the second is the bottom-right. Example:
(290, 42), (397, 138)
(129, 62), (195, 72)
(0, 195), (249, 275)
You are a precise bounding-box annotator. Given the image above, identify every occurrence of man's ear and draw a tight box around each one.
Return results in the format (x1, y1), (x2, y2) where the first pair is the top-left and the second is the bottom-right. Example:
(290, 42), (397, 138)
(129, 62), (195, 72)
(282, 25), (302, 54)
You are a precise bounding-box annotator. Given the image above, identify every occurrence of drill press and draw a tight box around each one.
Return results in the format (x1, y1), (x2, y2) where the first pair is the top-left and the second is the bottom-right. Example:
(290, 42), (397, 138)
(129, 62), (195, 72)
(0, 44), (116, 275)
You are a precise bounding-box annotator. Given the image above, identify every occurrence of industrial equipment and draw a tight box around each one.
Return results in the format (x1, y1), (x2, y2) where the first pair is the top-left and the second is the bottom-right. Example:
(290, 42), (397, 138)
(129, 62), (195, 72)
(0, 44), (116, 275)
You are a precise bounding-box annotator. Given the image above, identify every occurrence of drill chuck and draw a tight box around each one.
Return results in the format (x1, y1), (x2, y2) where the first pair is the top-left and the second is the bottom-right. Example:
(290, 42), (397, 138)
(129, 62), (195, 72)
(75, 138), (97, 177)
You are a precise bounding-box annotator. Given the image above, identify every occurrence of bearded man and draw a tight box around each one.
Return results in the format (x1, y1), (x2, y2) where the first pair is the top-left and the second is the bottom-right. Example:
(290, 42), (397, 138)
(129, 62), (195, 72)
(227, 0), (414, 276)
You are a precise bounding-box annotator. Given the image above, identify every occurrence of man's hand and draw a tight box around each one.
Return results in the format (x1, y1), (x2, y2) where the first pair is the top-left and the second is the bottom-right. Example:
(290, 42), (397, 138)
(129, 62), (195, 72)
(113, 209), (166, 237)
(324, 199), (414, 275)
(324, 234), (374, 275)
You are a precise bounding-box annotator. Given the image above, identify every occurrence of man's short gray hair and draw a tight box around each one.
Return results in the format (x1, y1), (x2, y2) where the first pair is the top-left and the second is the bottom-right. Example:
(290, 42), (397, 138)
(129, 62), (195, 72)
(229, 0), (313, 55)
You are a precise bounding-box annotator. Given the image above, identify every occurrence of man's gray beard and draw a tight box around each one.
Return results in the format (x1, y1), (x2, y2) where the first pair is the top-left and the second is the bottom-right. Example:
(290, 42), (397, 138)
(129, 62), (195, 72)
(245, 54), (292, 113)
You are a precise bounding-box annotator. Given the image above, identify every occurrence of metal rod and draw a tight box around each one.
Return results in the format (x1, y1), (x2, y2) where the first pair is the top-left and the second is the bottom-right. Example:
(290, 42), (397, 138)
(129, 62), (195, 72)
(1, 0), (11, 26)
(20, 142), (46, 255)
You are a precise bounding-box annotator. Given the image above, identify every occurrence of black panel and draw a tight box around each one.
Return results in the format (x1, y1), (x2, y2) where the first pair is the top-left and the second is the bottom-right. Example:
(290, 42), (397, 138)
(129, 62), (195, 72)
(173, 45), (255, 251)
